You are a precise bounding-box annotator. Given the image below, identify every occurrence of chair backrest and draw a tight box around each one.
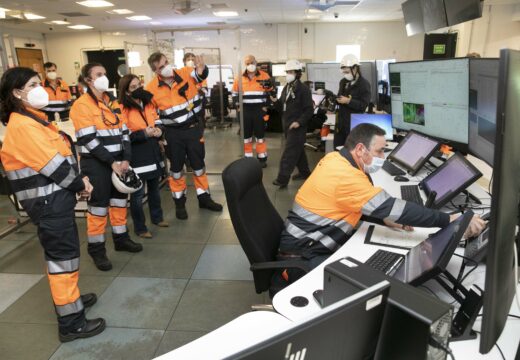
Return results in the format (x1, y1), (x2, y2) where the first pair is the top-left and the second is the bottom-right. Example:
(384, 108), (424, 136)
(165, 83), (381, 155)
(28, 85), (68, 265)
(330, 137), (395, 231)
(222, 158), (285, 293)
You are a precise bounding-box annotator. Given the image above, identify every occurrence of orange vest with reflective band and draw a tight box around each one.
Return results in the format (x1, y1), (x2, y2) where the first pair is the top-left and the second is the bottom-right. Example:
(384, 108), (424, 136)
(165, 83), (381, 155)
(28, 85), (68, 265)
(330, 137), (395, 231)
(120, 103), (158, 132)
(42, 79), (72, 114)
(145, 67), (204, 127)
(232, 70), (272, 105)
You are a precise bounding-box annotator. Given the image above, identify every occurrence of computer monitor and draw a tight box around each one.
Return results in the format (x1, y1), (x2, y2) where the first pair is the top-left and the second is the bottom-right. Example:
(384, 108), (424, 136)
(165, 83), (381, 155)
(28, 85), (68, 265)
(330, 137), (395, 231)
(468, 58), (499, 166)
(393, 210), (473, 286)
(271, 63), (286, 77)
(480, 49), (520, 354)
(420, 152), (482, 209)
(389, 59), (470, 149)
(226, 281), (390, 360)
(350, 114), (393, 141)
(387, 131), (440, 175)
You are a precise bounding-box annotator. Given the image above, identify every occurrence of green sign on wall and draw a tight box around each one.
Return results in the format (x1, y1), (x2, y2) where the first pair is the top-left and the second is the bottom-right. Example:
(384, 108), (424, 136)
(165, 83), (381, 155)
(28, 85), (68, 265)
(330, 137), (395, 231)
(433, 44), (446, 55)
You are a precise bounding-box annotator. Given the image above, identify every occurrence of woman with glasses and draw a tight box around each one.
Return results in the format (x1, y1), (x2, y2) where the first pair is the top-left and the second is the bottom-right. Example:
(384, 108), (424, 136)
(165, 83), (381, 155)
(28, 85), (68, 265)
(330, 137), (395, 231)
(70, 63), (142, 272)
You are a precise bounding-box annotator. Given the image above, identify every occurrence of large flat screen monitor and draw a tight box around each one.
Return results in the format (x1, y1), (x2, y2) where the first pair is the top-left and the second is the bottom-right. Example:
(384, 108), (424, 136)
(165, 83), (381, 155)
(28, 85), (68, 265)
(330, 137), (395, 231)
(480, 49), (520, 354)
(468, 58), (499, 166)
(350, 114), (393, 141)
(387, 130), (440, 175)
(389, 59), (470, 147)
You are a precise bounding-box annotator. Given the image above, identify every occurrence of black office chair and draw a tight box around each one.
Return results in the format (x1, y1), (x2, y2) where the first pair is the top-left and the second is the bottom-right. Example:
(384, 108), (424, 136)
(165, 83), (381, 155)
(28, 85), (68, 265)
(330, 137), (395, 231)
(222, 158), (309, 297)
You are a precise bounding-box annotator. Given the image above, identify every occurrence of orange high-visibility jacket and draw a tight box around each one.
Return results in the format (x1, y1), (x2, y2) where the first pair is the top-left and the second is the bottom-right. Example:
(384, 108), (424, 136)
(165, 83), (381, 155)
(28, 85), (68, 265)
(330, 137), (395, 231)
(232, 69), (273, 105)
(145, 66), (208, 128)
(42, 79), (72, 114)
(1, 110), (85, 222)
(70, 92), (131, 164)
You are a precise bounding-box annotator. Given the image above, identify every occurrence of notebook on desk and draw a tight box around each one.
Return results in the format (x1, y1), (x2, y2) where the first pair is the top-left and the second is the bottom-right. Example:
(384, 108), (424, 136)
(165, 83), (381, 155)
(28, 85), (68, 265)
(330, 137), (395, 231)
(364, 224), (439, 250)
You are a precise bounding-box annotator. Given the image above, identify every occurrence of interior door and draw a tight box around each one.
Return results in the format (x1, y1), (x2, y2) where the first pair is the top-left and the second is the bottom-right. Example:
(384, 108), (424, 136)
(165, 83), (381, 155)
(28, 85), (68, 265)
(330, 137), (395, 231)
(86, 49), (126, 92)
(16, 48), (45, 79)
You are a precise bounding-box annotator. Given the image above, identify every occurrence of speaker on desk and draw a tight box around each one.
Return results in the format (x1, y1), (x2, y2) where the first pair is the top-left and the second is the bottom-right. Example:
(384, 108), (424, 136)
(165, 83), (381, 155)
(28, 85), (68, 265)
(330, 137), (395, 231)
(323, 258), (453, 360)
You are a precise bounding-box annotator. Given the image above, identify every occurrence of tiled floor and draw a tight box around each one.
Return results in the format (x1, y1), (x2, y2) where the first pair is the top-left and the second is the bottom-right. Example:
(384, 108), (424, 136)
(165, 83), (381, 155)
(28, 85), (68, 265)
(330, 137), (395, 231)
(0, 125), (323, 360)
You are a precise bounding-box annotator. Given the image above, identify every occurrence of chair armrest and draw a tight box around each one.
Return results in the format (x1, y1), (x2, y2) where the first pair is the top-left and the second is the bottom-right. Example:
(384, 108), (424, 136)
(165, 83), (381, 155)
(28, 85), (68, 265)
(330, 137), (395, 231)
(250, 260), (310, 273)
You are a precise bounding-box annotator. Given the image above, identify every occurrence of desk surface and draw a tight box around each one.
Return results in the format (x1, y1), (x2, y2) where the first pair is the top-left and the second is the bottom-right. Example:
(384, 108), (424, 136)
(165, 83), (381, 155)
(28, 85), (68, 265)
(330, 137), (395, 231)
(272, 158), (518, 360)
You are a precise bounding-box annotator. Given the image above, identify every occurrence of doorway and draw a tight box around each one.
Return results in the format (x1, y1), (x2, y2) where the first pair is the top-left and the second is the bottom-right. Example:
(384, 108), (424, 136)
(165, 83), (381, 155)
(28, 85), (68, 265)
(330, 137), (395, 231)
(85, 49), (125, 92)
(16, 48), (44, 79)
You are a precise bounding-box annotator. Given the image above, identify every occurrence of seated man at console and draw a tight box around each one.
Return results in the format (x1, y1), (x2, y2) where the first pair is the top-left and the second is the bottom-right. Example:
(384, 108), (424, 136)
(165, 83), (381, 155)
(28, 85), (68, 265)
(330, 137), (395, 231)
(274, 124), (486, 286)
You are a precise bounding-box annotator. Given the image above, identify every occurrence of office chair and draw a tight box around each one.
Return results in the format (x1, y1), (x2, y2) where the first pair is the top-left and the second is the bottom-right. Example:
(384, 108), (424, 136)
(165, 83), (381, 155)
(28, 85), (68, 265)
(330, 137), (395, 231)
(222, 158), (310, 300)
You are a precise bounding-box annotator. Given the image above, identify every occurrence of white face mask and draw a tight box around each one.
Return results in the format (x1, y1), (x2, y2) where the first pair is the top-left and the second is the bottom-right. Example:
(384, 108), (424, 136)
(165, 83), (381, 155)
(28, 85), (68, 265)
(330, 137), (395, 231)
(363, 148), (384, 174)
(185, 60), (195, 68)
(344, 73), (354, 81)
(46, 72), (57, 80)
(22, 86), (49, 109)
(246, 64), (257, 73)
(286, 74), (296, 83)
(160, 64), (174, 78)
(93, 75), (109, 92)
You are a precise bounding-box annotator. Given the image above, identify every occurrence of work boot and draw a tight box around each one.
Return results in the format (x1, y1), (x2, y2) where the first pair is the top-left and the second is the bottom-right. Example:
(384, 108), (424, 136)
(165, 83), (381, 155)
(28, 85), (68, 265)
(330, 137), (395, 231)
(114, 238), (143, 253)
(272, 179), (288, 188)
(91, 253), (112, 272)
(81, 293), (97, 308)
(198, 193), (223, 212)
(291, 173), (310, 181)
(258, 159), (267, 168)
(59, 318), (106, 343)
(174, 197), (188, 220)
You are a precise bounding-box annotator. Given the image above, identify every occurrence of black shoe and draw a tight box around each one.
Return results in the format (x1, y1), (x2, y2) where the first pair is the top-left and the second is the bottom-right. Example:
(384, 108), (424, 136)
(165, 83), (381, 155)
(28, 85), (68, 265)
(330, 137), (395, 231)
(258, 159), (267, 168)
(59, 318), (106, 343)
(114, 238), (143, 253)
(199, 197), (223, 212)
(272, 179), (288, 188)
(91, 254), (112, 271)
(291, 173), (310, 181)
(81, 293), (97, 308)
(174, 197), (188, 220)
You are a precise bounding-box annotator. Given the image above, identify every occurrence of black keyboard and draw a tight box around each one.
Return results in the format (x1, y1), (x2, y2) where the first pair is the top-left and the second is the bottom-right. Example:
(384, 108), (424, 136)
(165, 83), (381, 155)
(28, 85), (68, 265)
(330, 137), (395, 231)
(382, 161), (406, 176)
(401, 185), (424, 206)
(365, 250), (405, 275)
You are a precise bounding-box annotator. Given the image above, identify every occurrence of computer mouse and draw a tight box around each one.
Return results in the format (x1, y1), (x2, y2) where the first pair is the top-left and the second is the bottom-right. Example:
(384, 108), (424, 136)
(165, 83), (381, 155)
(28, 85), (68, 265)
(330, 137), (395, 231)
(394, 175), (409, 182)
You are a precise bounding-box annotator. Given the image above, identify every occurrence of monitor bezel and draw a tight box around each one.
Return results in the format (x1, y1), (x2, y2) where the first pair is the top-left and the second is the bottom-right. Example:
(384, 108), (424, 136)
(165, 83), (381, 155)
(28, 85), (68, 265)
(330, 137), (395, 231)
(387, 130), (440, 176)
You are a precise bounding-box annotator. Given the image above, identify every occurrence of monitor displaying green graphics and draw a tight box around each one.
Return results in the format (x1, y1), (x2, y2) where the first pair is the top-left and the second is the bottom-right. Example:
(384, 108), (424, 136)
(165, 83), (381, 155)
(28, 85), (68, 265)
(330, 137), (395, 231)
(390, 59), (470, 144)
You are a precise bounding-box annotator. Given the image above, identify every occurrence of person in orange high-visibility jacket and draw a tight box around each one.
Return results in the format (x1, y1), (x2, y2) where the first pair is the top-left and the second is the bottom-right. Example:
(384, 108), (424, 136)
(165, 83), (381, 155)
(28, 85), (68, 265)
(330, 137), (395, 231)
(70, 63), (143, 272)
(232, 54), (274, 167)
(0, 67), (106, 342)
(145, 52), (222, 220)
(118, 74), (168, 238)
(41, 62), (73, 121)
(183, 52), (208, 129)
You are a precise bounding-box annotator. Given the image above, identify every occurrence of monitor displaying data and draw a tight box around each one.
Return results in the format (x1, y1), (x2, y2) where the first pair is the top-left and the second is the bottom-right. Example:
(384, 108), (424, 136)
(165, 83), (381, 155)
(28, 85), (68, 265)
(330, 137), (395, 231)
(350, 114), (393, 140)
(388, 131), (440, 175)
(468, 59), (499, 166)
(389, 59), (470, 144)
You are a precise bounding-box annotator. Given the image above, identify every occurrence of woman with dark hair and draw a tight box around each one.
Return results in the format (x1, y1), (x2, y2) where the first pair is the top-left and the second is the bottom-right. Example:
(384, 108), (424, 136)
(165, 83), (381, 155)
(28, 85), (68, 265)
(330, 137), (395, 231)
(0, 67), (105, 342)
(118, 74), (168, 238)
(70, 63), (142, 272)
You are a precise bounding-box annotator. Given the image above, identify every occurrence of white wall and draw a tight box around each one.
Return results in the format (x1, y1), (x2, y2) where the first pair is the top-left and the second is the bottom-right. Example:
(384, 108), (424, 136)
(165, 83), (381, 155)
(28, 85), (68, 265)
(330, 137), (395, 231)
(0, 29), (47, 68)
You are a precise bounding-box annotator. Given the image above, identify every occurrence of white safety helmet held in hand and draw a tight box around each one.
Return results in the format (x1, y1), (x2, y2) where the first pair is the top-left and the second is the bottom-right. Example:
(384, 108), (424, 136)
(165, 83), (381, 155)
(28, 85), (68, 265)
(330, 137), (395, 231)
(340, 54), (360, 68)
(285, 59), (303, 72)
(112, 167), (143, 194)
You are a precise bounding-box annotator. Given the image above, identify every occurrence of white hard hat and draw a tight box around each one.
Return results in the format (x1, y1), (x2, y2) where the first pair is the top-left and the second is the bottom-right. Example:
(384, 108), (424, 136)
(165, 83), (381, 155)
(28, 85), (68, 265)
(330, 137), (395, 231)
(340, 54), (360, 68)
(112, 167), (143, 194)
(285, 59), (303, 72)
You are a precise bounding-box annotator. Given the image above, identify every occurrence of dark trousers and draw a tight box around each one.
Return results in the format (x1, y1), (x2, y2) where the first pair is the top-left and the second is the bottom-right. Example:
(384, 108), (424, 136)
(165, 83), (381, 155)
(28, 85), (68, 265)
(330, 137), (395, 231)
(243, 104), (265, 140)
(276, 127), (310, 184)
(130, 177), (163, 234)
(333, 111), (352, 148)
(38, 196), (85, 333)
(165, 125), (205, 173)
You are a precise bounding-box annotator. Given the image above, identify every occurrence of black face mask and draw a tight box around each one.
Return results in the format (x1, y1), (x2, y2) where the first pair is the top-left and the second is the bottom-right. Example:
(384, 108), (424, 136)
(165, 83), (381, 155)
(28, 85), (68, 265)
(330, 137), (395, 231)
(130, 87), (153, 103)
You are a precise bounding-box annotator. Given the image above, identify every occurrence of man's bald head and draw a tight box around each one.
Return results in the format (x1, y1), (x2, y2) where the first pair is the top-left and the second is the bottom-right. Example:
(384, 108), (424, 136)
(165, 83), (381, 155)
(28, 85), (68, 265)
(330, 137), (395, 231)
(244, 55), (256, 66)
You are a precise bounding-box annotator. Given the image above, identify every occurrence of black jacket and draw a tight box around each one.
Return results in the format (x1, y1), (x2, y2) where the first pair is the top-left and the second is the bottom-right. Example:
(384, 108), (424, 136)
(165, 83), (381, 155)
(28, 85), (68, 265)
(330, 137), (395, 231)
(337, 75), (371, 116)
(275, 80), (313, 130)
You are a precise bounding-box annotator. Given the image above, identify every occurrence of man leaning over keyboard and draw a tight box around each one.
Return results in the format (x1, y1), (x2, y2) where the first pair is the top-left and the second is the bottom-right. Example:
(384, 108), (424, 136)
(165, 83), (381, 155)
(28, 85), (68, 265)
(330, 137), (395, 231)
(272, 123), (486, 292)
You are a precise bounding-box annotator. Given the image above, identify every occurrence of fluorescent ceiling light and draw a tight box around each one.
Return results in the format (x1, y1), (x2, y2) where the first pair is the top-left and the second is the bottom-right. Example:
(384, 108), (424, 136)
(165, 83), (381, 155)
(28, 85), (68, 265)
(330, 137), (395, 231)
(0, 7), (10, 12)
(213, 11), (238, 17)
(76, 1), (114, 8)
(107, 9), (133, 14)
(68, 24), (94, 29)
(126, 15), (151, 21)
(149, 21), (162, 25)
(25, 13), (46, 20)
(306, 8), (323, 14)
(10, 13), (23, 19)
(48, 20), (71, 25)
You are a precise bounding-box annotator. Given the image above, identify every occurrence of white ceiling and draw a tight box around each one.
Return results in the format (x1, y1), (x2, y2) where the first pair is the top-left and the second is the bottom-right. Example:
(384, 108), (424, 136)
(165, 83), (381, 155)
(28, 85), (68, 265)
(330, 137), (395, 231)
(0, 0), (517, 33)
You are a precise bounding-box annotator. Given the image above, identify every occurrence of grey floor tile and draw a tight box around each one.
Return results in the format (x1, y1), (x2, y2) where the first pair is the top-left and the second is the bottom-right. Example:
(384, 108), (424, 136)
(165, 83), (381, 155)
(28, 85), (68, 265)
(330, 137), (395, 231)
(0, 229), (37, 243)
(146, 216), (218, 245)
(192, 244), (252, 281)
(50, 327), (164, 360)
(0, 239), (46, 274)
(0, 240), (28, 259)
(207, 219), (239, 245)
(119, 243), (204, 279)
(86, 277), (187, 329)
(168, 280), (263, 332)
(0, 275), (114, 325)
(78, 240), (134, 277)
(154, 330), (207, 358)
(0, 273), (43, 314)
(0, 323), (61, 360)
